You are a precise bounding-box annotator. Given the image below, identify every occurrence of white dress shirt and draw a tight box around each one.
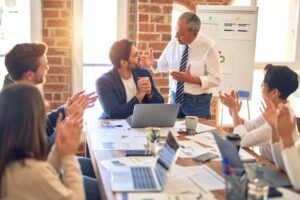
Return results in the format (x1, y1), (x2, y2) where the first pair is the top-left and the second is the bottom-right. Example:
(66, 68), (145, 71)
(234, 102), (298, 161)
(155, 34), (221, 95)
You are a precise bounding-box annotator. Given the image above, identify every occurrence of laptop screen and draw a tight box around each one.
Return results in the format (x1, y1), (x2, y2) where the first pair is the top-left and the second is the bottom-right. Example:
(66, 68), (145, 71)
(156, 131), (179, 171)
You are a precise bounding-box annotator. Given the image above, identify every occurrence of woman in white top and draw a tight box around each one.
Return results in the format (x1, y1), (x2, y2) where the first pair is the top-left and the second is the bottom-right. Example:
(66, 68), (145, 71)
(220, 64), (299, 161)
(0, 84), (85, 200)
(263, 103), (300, 190)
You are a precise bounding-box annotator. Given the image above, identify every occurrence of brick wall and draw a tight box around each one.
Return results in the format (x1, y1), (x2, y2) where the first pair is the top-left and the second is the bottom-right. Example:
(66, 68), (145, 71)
(42, 0), (73, 109)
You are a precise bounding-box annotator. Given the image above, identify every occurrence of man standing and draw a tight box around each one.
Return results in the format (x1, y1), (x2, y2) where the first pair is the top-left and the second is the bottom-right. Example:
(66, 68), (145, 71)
(140, 12), (221, 119)
(96, 39), (164, 119)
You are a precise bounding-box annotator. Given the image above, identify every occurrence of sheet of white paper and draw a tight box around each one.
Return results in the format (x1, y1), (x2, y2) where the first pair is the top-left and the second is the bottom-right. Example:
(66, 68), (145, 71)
(186, 132), (218, 148)
(189, 165), (225, 191)
(89, 129), (147, 151)
(175, 121), (216, 133)
(179, 140), (210, 158)
(109, 120), (131, 129)
(273, 187), (300, 200)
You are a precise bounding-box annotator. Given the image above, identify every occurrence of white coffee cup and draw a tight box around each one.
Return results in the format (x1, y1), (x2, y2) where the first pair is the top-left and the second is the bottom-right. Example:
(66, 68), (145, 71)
(185, 116), (198, 134)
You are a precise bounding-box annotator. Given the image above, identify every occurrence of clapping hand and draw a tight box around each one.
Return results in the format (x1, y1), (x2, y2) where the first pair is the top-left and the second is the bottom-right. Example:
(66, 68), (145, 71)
(55, 110), (83, 157)
(219, 90), (242, 115)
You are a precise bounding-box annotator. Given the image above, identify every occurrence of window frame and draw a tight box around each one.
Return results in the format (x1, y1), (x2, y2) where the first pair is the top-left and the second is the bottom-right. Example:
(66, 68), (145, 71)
(72, 0), (128, 92)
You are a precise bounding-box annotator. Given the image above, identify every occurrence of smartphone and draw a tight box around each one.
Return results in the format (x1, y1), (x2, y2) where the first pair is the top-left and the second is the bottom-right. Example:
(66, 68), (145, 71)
(125, 150), (152, 157)
(193, 152), (218, 163)
(268, 187), (283, 198)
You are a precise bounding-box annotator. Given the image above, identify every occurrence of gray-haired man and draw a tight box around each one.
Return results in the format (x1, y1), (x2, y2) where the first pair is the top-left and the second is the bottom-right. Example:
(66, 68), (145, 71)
(139, 12), (221, 119)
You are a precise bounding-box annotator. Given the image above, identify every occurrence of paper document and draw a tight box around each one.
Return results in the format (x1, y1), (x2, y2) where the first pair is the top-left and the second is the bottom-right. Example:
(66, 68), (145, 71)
(89, 128), (147, 151)
(175, 120), (216, 133)
(179, 140), (210, 158)
(116, 193), (207, 200)
(186, 132), (217, 148)
(189, 165), (225, 191)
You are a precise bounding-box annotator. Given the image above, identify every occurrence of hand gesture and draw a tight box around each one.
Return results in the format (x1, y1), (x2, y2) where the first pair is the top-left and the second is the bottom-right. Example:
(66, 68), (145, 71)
(65, 91), (98, 116)
(219, 90), (242, 114)
(138, 77), (152, 95)
(139, 48), (155, 68)
(55, 111), (83, 157)
(170, 65), (193, 83)
(260, 96), (277, 128)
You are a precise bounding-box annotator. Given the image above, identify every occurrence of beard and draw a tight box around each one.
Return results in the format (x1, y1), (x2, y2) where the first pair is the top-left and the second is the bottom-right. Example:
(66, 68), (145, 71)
(128, 60), (138, 70)
(33, 73), (46, 85)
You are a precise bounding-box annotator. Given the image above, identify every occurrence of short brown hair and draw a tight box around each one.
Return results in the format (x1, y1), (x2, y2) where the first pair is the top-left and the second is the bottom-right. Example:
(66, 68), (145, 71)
(0, 84), (48, 196)
(5, 42), (47, 81)
(109, 39), (133, 68)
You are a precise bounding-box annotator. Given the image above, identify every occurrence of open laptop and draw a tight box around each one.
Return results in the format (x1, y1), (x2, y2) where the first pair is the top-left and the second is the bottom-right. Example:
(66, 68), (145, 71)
(212, 132), (292, 187)
(127, 104), (180, 128)
(110, 131), (180, 192)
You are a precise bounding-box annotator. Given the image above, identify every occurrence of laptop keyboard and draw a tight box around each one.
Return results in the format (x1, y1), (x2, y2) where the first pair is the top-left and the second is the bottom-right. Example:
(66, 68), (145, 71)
(131, 167), (157, 190)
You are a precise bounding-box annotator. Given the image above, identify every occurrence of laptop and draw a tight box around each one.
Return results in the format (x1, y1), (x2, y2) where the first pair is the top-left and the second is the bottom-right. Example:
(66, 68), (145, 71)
(110, 131), (180, 192)
(127, 104), (180, 128)
(212, 132), (292, 187)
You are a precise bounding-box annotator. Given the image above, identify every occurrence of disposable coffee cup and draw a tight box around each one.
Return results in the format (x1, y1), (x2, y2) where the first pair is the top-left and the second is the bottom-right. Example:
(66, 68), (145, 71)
(185, 116), (198, 135)
(226, 133), (241, 152)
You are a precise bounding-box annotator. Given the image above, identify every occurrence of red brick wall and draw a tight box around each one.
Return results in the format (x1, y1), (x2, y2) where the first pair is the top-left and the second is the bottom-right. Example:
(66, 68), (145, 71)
(42, 0), (72, 109)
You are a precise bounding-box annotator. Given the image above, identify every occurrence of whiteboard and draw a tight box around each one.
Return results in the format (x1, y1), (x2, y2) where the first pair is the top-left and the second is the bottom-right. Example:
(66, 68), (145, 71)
(197, 6), (258, 100)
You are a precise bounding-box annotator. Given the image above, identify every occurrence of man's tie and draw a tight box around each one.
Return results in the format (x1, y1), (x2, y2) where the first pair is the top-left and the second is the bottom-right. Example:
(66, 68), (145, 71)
(175, 45), (189, 104)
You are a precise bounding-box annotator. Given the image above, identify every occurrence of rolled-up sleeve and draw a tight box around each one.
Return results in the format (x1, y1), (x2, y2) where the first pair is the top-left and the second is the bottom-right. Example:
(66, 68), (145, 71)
(199, 45), (221, 89)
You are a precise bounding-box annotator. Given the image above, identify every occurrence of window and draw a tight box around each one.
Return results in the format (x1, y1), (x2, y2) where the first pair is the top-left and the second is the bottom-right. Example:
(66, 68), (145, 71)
(232, 0), (300, 63)
(73, 0), (127, 119)
(0, 0), (40, 88)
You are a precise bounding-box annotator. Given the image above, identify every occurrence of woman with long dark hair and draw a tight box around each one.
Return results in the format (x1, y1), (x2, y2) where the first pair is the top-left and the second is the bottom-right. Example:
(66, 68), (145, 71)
(0, 84), (84, 199)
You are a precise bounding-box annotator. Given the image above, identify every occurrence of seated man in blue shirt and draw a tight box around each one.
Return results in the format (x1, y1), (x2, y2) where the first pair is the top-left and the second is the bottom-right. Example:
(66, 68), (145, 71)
(96, 39), (164, 119)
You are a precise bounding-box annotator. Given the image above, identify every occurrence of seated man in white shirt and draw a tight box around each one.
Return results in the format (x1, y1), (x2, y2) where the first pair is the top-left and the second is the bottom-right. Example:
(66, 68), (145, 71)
(139, 12), (221, 119)
(220, 64), (299, 161)
(263, 103), (300, 191)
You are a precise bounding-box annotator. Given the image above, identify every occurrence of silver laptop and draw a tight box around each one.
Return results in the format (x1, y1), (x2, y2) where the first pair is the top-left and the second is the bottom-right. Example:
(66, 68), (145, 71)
(128, 104), (180, 128)
(110, 131), (180, 192)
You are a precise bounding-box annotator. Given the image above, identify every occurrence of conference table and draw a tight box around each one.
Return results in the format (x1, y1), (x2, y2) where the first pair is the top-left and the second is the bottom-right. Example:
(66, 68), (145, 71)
(85, 119), (291, 200)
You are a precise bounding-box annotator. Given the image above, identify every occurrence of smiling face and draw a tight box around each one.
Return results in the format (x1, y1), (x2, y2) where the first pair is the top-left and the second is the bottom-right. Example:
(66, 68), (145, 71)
(33, 54), (49, 84)
(175, 19), (198, 45)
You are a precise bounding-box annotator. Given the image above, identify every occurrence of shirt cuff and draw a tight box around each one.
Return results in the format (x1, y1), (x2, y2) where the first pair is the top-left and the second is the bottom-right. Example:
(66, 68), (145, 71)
(199, 76), (209, 88)
(233, 125), (248, 146)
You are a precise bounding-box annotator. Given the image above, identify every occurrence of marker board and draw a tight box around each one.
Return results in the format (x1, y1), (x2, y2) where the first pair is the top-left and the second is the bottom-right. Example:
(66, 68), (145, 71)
(196, 6), (258, 100)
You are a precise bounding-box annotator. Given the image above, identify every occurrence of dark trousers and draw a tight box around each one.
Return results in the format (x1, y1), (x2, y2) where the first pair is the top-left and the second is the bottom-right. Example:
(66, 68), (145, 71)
(78, 157), (101, 200)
